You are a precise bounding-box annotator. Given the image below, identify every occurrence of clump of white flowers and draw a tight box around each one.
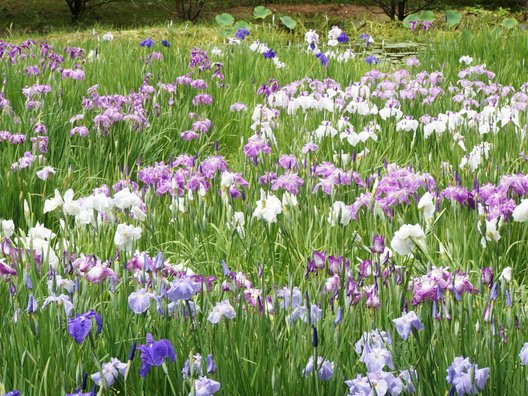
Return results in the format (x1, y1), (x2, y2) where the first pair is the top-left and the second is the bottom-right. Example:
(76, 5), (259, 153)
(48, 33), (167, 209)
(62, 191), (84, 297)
(253, 190), (282, 223)
(390, 224), (426, 255)
(114, 223), (142, 252)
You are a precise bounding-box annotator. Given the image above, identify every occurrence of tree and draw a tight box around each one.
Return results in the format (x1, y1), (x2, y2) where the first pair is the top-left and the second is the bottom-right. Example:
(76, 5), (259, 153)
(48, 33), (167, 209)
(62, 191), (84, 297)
(361, 0), (437, 21)
(157, 0), (207, 22)
(64, 0), (116, 22)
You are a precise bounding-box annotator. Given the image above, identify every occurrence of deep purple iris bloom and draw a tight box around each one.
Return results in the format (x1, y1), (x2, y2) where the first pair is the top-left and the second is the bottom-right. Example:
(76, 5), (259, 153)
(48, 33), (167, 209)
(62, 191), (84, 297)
(263, 49), (276, 59)
(138, 333), (176, 377)
(67, 310), (103, 344)
(365, 55), (379, 65)
(162, 39), (171, 47)
(316, 52), (328, 66)
(337, 31), (349, 43)
(140, 38), (155, 48)
(235, 28), (250, 40)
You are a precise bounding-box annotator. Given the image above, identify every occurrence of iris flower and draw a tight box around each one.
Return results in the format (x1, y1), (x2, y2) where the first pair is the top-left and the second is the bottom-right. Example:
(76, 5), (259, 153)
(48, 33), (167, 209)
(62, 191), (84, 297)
(263, 49), (276, 59)
(91, 358), (128, 387)
(520, 343), (528, 365)
(191, 377), (221, 396)
(365, 55), (379, 65)
(67, 310), (103, 344)
(337, 31), (349, 43)
(316, 52), (328, 66)
(138, 333), (176, 377)
(392, 311), (424, 340)
(140, 38), (155, 48)
(235, 28), (250, 40)
(303, 356), (334, 380)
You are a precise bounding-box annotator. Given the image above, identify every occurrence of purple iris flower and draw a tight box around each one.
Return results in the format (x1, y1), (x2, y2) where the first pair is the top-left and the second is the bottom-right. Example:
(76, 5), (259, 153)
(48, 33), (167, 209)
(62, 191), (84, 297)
(316, 52), (328, 66)
(128, 341), (138, 361)
(334, 307), (343, 328)
(371, 235), (385, 254)
(192, 377), (221, 395)
(235, 28), (250, 40)
(303, 356), (334, 380)
(520, 343), (528, 365)
(138, 333), (176, 377)
(207, 354), (217, 373)
(140, 38), (155, 48)
(481, 267), (493, 286)
(392, 311), (424, 340)
(166, 277), (201, 301)
(337, 31), (349, 43)
(221, 259), (232, 277)
(67, 310), (103, 344)
(66, 385), (96, 396)
(423, 20), (433, 31)
(128, 288), (159, 314)
(365, 55), (379, 65)
(182, 353), (217, 379)
(4, 392), (21, 396)
(263, 49), (276, 59)
(359, 33), (373, 46)
(26, 294), (38, 313)
(162, 39), (171, 47)
(446, 357), (489, 395)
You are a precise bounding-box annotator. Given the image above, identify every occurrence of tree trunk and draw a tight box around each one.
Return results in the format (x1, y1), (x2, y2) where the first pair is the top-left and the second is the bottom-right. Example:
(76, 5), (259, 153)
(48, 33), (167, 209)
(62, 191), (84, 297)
(65, 0), (86, 22)
(389, 0), (396, 20)
(397, 0), (406, 21)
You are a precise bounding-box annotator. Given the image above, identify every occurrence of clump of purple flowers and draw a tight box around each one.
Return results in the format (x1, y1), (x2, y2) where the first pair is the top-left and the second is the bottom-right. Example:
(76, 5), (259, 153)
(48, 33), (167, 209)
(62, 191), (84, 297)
(345, 329), (417, 395)
(189, 48), (211, 71)
(446, 357), (489, 395)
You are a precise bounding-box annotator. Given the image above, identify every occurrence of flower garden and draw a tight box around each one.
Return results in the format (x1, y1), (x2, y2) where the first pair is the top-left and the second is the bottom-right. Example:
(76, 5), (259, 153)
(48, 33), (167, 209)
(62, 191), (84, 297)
(0, 11), (528, 395)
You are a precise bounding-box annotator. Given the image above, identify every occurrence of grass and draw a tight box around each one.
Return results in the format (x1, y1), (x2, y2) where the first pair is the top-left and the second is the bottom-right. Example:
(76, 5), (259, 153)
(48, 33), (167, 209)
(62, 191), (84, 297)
(0, 16), (528, 396)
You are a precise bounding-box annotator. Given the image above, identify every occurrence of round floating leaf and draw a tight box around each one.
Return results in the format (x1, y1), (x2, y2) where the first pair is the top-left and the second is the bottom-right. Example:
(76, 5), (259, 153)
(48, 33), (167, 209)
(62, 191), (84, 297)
(502, 17), (518, 29)
(279, 15), (297, 30)
(403, 13), (420, 28)
(215, 13), (235, 26)
(253, 6), (272, 20)
(419, 10), (436, 22)
(235, 20), (251, 30)
(445, 10), (463, 27)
